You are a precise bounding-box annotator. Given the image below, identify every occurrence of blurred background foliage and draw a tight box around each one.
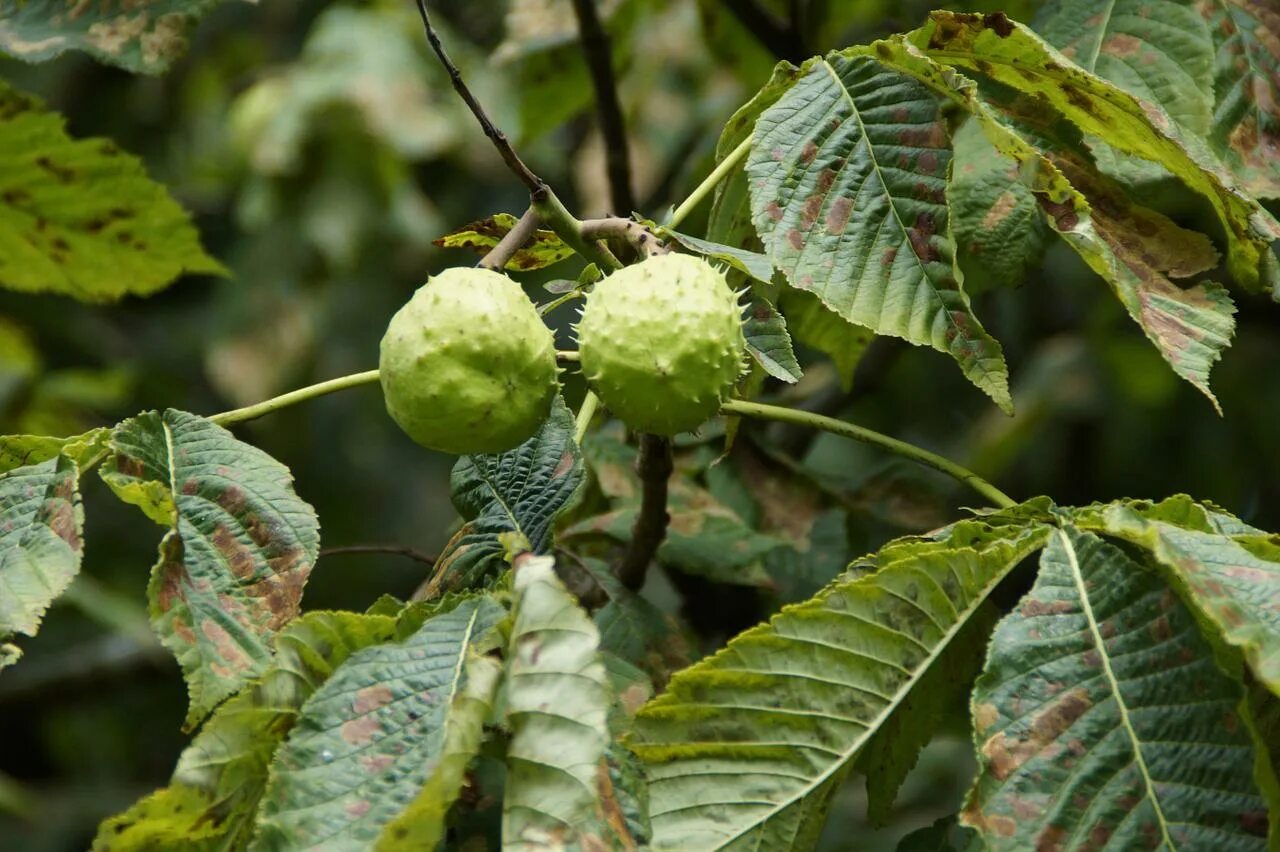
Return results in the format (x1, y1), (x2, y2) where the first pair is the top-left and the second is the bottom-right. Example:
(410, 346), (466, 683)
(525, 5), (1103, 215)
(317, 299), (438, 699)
(1, 0), (1278, 848)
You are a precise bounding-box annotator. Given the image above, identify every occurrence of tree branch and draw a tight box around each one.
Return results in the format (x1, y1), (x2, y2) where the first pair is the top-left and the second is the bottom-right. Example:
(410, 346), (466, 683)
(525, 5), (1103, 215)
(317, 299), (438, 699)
(579, 216), (670, 258)
(319, 545), (437, 566)
(616, 433), (673, 591)
(479, 206), (541, 270)
(414, 0), (546, 195)
(720, 0), (810, 63)
(571, 0), (635, 214)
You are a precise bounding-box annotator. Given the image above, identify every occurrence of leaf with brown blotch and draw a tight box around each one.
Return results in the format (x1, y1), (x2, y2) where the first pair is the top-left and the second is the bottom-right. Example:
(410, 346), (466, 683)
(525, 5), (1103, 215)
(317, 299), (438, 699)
(434, 212), (575, 271)
(101, 410), (320, 729)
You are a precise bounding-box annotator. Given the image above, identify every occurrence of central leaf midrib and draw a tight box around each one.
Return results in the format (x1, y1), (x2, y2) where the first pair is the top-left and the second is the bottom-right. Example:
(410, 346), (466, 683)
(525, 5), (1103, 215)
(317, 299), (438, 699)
(1056, 527), (1176, 849)
(815, 58), (988, 377)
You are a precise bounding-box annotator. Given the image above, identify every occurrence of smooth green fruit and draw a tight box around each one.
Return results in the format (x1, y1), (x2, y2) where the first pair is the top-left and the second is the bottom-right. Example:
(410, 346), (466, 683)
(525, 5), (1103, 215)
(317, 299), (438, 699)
(577, 254), (745, 435)
(379, 267), (558, 455)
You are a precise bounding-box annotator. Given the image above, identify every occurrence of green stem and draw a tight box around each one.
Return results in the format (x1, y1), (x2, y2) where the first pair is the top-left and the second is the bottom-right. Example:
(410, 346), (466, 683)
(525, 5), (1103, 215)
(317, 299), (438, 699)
(575, 391), (600, 444)
(540, 290), (584, 316)
(666, 137), (751, 230)
(210, 370), (381, 427)
(720, 399), (1017, 509)
(533, 191), (623, 271)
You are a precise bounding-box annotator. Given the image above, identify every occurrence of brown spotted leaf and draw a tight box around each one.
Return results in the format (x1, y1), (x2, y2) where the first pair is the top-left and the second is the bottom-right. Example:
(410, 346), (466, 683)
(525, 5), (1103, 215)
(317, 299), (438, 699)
(910, 12), (1280, 295)
(421, 396), (584, 597)
(503, 555), (622, 850)
(101, 410), (319, 728)
(0, 0), (222, 73)
(857, 41), (1238, 408)
(434, 212), (574, 271)
(0, 454), (83, 638)
(629, 508), (1052, 850)
(1071, 496), (1280, 696)
(0, 82), (224, 301)
(1200, 0), (1280, 197)
(747, 53), (1013, 413)
(964, 526), (1272, 849)
(1036, 0), (1216, 135)
(250, 597), (505, 851)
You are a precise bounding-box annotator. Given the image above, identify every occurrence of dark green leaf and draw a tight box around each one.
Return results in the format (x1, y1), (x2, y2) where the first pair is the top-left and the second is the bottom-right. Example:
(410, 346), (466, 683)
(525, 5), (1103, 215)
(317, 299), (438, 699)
(964, 527), (1271, 848)
(250, 597), (505, 850)
(748, 53), (1013, 412)
(0, 82), (224, 301)
(422, 397), (584, 597)
(101, 410), (319, 727)
(742, 297), (803, 384)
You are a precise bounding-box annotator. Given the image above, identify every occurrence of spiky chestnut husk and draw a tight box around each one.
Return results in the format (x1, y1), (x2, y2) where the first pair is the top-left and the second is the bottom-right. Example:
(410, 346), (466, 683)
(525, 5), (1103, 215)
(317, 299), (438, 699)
(379, 267), (559, 455)
(577, 254), (745, 435)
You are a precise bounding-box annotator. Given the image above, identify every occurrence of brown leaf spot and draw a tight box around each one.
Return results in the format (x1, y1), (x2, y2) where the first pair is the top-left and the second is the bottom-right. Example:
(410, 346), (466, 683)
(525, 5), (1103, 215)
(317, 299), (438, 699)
(1020, 597), (1073, 617)
(341, 715), (381, 746)
(765, 201), (784, 222)
(826, 197), (852, 234)
(353, 684), (395, 715)
(786, 229), (804, 251)
(800, 141), (819, 165)
(1037, 196), (1080, 231)
(881, 247), (898, 266)
(212, 525), (256, 580)
(906, 212), (939, 262)
(917, 151), (941, 176)
(974, 702), (999, 735)
(1102, 33), (1143, 57)
(984, 12), (1014, 37)
(981, 687), (1091, 780)
(361, 754), (395, 774)
(346, 800), (372, 818)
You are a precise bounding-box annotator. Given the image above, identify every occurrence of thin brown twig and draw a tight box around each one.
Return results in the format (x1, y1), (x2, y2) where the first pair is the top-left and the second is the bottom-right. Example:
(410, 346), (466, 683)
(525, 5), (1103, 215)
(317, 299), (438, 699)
(319, 545), (437, 566)
(579, 216), (670, 258)
(413, 0), (547, 196)
(616, 434), (673, 591)
(479, 206), (541, 270)
(571, 0), (635, 214)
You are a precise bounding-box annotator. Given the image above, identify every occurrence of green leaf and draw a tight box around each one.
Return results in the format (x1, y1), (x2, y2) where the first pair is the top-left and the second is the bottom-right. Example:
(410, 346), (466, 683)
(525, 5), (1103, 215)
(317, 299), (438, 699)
(741, 297), (803, 384)
(1035, 0), (1216, 135)
(92, 785), (224, 852)
(910, 12), (1280, 294)
(1201, 0), (1280, 198)
(629, 510), (1051, 850)
(860, 41), (1238, 409)
(748, 53), (1013, 412)
(503, 554), (624, 849)
(0, 435), (66, 475)
(422, 396), (584, 597)
(1072, 497), (1280, 695)
(101, 410), (319, 728)
(0, 82), (223, 301)
(0, 642), (20, 671)
(162, 611), (398, 850)
(949, 120), (1048, 291)
(376, 653), (503, 851)
(778, 287), (875, 388)
(0, 0), (219, 73)
(250, 597), (506, 850)
(963, 526), (1271, 848)
(0, 455), (83, 638)
(434, 212), (575, 271)
(582, 558), (690, 683)
(660, 230), (775, 284)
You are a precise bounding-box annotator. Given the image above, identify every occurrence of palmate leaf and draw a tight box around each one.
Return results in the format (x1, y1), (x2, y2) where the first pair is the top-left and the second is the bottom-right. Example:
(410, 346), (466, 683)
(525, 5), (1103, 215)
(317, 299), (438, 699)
(94, 611), (398, 851)
(0, 0), (221, 73)
(1200, 0), (1280, 198)
(434, 212), (575, 271)
(420, 396), (584, 597)
(861, 41), (1239, 409)
(0, 82), (223, 301)
(0, 454), (83, 638)
(747, 53), (1013, 413)
(628, 508), (1051, 850)
(1035, 0), (1216, 135)
(964, 526), (1272, 848)
(910, 12), (1280, 294)
(503, 554), (631, 850)
(1072, 496), (1280, 695)
(101, 410), (319, 728)
(250, 597), (506, 850)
